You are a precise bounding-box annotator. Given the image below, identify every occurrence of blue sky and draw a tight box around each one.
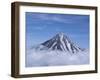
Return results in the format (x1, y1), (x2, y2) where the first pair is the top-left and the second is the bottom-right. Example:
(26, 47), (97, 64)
(26, 12), (89, 49)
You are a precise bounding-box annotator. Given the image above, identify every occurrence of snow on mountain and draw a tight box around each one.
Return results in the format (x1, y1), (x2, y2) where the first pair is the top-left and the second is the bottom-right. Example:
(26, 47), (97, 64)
(39, 32), (84, 53)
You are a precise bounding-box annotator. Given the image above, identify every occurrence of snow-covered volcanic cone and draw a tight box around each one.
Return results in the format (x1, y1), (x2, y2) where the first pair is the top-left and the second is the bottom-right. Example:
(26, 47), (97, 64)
(37, 32), (83, 53)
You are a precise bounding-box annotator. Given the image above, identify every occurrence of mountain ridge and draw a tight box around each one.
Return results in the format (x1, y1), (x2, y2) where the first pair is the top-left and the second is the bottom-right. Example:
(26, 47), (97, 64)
(39, 32), (83, 53)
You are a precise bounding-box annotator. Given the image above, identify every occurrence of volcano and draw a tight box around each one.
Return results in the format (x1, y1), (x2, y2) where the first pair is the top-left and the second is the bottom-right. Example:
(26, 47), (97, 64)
(35, 33), (83, 53)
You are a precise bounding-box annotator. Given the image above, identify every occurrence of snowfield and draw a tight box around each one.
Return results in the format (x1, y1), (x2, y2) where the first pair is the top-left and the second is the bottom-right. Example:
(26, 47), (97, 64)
(26, 49), (89, 67)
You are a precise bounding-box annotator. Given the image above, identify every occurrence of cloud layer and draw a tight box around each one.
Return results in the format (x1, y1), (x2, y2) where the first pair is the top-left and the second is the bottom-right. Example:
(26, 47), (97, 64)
(26, 49), (89, 67)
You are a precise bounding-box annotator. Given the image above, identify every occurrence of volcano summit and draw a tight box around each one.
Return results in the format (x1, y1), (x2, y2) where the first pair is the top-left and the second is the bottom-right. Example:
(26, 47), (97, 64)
(36, 33), (83, 53)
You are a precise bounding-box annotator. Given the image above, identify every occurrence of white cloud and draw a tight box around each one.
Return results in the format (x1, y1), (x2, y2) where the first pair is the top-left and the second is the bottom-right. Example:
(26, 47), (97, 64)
(34, 26), (45, 30)
(32, 25), (47, 30)
(26, 49), (89, 67)
(34, 14), (73, 24)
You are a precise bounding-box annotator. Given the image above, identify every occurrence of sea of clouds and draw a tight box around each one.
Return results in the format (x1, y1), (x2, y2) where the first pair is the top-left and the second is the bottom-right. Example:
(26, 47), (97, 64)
(26, 49), (89, 67)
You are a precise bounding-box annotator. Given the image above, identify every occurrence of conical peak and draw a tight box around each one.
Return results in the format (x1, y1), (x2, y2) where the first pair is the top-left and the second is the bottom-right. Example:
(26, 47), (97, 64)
(56, 32), (64, 38)
(41, 32), (83, 53)
(58, 32), (64, 35)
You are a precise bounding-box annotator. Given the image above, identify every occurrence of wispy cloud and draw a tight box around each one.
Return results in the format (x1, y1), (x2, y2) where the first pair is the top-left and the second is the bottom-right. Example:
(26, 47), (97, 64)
(33, 25), (47, 30)
(34, 26), (43, 30)
(27, 12), (89, 25)
(32, 13), (73, 24)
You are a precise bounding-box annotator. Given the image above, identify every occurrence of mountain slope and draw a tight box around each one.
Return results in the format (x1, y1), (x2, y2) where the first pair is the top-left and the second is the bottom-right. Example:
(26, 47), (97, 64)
(41, 33), (83, 53)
